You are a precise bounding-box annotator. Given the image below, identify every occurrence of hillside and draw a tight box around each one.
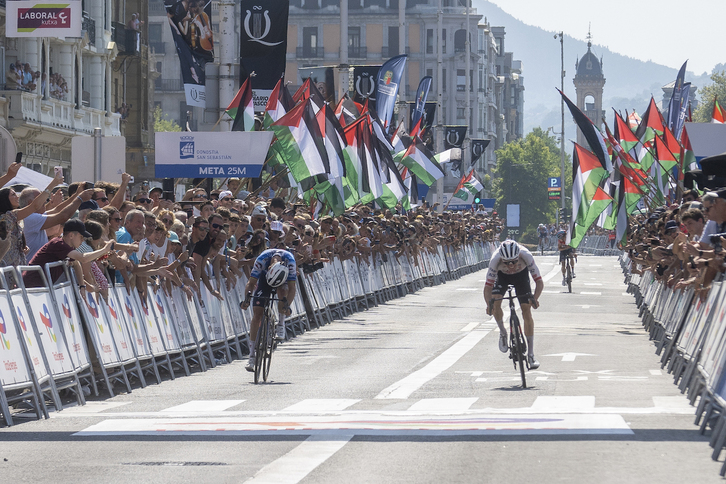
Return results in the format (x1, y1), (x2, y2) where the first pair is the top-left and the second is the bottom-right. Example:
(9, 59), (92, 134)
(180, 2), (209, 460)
(473, 0), (714, 136)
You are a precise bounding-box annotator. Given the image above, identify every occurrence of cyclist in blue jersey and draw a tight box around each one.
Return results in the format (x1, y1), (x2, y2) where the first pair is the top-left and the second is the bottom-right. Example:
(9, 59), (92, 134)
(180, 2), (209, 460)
(240, 248), (297, 371)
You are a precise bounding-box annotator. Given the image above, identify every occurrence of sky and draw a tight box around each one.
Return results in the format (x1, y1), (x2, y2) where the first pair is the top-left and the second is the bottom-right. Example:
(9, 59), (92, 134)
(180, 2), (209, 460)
(487, 0), (723, 75)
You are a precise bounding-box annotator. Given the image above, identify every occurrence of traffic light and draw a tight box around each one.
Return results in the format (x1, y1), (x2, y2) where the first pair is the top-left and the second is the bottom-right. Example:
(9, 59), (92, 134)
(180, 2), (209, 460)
(558, 207), (566, 221)
(474, 192), (481, 204)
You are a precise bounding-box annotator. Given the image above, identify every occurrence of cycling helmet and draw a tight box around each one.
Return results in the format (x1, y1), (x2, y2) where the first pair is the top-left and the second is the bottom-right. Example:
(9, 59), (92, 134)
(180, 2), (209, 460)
(499, 240), (520, 261)
(266, 261), (289, 288)
(557, 230), (567, 238)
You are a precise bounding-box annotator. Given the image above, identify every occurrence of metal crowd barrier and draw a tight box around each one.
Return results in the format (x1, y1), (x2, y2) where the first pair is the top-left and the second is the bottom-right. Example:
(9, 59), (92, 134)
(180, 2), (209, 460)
(620, 253), (726, 476)
(578, 235), (620, 256)
(0, 241), (495, 426)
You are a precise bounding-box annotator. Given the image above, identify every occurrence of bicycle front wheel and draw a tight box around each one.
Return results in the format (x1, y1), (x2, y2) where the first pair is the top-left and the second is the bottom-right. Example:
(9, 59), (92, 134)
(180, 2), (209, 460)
(511, 313), (527, 389)
(566, 260), (572, 293)
(254, 313), (268, 384)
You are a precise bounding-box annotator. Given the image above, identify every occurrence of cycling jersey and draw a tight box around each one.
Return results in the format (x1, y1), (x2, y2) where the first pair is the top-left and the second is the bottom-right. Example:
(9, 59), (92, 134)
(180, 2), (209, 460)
(250, 248), (297, 282)
(538, 227), (548, 237)
(485, 245), (541, 287)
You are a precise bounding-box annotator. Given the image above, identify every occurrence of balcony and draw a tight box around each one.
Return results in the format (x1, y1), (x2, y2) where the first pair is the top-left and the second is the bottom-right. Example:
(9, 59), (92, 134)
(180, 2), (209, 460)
(150, 41), (166, 54)
(3, 90), (121, 137)
(296, 46), (325, 58)
(149, 1), (166, 15)
(82, 12), (96, 46)
(348, 46), (367, 59)
(112, 22), (140, 55)
(381, 46), (410, 58)
(155, 78), (184, 92)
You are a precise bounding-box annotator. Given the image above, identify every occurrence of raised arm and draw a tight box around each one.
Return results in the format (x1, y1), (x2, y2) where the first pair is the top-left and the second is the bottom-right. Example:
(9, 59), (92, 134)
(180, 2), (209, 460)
(16, 172), (64, 221)
(109, 173), (131, 209)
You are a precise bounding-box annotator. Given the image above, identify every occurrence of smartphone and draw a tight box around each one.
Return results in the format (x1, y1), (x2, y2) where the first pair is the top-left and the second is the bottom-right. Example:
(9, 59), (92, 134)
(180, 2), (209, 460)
(54, 166), (63, 177)
(129, 176), (135, 184)
(15, 152), (23, 164)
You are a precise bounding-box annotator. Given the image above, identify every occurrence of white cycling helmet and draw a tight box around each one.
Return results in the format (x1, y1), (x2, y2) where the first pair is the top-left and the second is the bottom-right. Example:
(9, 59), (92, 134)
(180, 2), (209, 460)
(266, 261), (289, 288)
(499, 240), (520, 261)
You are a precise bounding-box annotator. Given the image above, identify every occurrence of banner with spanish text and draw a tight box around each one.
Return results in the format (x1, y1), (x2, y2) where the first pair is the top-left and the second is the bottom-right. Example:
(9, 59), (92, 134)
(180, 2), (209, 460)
(6, 0), (82, 38)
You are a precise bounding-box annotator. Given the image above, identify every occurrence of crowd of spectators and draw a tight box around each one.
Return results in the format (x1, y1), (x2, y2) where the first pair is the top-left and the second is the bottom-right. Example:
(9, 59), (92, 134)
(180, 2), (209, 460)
(4, 62), (68, 101)
(624, 188), (726, 296)
(0, 164), (504, 305)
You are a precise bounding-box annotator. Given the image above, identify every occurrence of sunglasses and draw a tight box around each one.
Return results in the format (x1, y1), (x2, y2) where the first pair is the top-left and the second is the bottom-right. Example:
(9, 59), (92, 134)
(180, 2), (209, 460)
(94, 197), (109, 202)
(211, 223), (223, 229)
(295, 223), (305, 229)
(162, 218), (173, 224)
(137, 198), (152, 204)
(195, 225), (209, 232)
(254, 217), (266, 222)
(222, 197), (233, 202)
(503, 260), (518, 265)
(193, 194), (207, 199)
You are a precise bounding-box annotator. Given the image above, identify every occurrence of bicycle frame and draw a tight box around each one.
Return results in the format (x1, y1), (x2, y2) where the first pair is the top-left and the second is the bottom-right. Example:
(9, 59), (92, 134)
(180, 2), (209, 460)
(495, 286), (530, 388)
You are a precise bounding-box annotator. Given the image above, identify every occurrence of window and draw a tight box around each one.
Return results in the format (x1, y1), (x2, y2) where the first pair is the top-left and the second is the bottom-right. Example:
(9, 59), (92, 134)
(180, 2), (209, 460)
(149, 23), (162, 43)
(457, 108), (465, 119)
(426, 29), (434, 54)
(495, 37), (503, 56)
(349, 26), (362, 57)
(388, 26), (399, 56)
(457, 69), (465, 92)
(454, 30), (466, 53)
(442, 68), (446, 92)
(478, 65), (484, 91)
(442, 29), (446, 54)
(303, 27), (319, 57)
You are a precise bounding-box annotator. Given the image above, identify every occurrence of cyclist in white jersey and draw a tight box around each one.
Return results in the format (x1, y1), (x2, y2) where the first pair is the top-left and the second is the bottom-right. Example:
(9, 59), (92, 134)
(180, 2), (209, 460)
(483, 240), (544, 369)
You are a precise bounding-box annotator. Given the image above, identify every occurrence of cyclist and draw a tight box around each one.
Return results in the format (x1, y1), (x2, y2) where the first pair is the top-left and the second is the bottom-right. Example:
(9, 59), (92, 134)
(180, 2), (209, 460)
(557, 229), (577, 285)
(537, 224), (548, 251)
(240, 248), (297, 372)
(483, 239), (544, 369)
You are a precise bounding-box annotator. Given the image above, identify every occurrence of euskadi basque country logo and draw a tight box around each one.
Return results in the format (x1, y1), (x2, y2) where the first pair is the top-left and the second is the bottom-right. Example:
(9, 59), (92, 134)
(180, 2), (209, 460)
(155, 294), (168, 326)
(0, 310), (10, 350)
(16, 306), (32, 345)
(85, 294), (104, 333)
(179, 136), (195, 159)
(39, 304), (57, 343)
(62, 294), (74, 332)
(125, 296), (139, 330)
(244, 6), (283, 47)
(17, 4), (71, 33)
(108, 297), (118, 321)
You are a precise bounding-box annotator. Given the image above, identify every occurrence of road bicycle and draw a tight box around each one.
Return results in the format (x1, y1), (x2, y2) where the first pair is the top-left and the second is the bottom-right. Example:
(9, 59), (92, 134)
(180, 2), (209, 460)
(538, 236), (548, 255)
(494, 286), (532, 388)
(564, 254), (575, 293)
(252, 292), (281, 384)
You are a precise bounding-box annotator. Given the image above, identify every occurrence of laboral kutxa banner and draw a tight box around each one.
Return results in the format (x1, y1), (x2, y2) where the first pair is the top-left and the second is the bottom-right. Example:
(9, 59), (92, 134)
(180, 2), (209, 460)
(5, 0), (82, 38)
(155, 131), (274, 178)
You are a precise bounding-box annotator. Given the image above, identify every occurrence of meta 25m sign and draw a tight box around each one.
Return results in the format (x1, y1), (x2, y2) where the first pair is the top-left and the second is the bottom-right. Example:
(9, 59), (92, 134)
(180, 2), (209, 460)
(155, 131), (274, 179)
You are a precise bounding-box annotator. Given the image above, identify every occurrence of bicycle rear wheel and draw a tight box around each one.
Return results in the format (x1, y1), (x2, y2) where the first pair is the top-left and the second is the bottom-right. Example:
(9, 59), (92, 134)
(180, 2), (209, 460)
(510, 313), (527, 389)
(566, 260), (572, 293)
(254, 313), (268, 384)
(261, 314), (273, 382)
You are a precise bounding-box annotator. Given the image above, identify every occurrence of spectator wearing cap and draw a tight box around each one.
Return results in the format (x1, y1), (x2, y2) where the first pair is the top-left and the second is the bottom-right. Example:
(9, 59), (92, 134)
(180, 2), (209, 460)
(20, 185), (96, 260)
(319, 215), (334, 235)
(23, 218), (114, 288)
(78, 199), (99, 221)
(149, 187), (163, 209)
(218, 190), (234, 208)
(704, 189), (726, 233)
(250, 205), (267, 233)
(269, 220), (286, 249)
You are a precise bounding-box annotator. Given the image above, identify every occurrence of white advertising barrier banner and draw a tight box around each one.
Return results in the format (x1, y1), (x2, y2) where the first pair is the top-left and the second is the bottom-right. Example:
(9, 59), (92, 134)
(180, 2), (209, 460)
(135, 290), (169, 356)
(150, 289), (181, 353)
(0, 296), (32, 385)
(24, 291), (75, 375)
(5, 1), (82, 38)
(169, 288), (196, 347)
(78, 291), (120, 366)
(113, 288), (151, 360)
(154, 131), (274, 179)
(53, 284), (90, 371)
(199, 285), (225, 343)
(11, 292), (48, 379)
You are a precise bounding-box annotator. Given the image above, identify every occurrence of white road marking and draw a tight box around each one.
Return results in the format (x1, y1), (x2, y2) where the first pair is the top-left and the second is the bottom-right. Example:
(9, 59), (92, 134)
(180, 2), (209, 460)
(650, 369), (663, 376)
(587, 264), (603, 267)
(244, 434), (352, 484)
(73, 413), (633, 436)
(460, 322), (479, 332)
(52, 401), (131, 415)
(544, 352), (596, 362)
(456, 287), (479, 291)
(408, 398), (478, 412)
(283, 399), (360, 412)
(542, 290), (561, 294)
(580, 291), (602, 295)
(622, 292), (631, 296)
(584, 282), (603, 286)
(375, 330), (491, 399)
(652, 396), (692, 410)
(542, 265), (563, 283)
(162, 400), (244, 413)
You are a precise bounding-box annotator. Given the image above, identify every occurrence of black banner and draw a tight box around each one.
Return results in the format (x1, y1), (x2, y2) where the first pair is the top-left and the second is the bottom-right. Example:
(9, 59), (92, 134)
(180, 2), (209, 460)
(299, 66), (336, 104)
(408, 101), (437, 133)
(166, 0), (215, 107)
(470, 139), (490, 165)
(352, 65), (380, 108)
(240, 0), (289, 105)
(444, 125), (467, 149)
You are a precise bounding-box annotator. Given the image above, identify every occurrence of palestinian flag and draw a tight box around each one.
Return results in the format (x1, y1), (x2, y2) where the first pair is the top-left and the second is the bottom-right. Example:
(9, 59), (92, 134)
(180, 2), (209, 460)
(635, 97), (665, 170)
(334, 93), (361, 127)
(263, 79), (289, 129)
(680, 125), (698, 173)
(712, 98), (726, 124)
(401, 167), (419, 211)
(615, 175), (643, 245)
(569, 143), (609, 245)
(343, 116), (383, 203)
(270, 99), (330, 191)
(230, 77), (255, 132)
(377, 162), (408, 209)
(571, 187), (613, 248)
(559, 89), (610, 170)
(434, 148), (462, 165)
(391, 121), (412, 154)
(453, 169), (483, 201)
(396, 136), (444, 186)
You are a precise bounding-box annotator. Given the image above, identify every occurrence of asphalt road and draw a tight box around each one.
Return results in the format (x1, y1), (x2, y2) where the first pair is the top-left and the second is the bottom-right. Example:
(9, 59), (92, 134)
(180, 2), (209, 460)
(0, 255), (722, 483)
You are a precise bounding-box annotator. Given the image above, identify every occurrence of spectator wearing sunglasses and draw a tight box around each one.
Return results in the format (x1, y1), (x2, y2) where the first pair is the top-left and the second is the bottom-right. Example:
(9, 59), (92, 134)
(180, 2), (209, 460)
(249, 205), (267, 234)
(92, 188), (111, 208)
(133, 191), (153, 210)
(218, 190), (234, 208)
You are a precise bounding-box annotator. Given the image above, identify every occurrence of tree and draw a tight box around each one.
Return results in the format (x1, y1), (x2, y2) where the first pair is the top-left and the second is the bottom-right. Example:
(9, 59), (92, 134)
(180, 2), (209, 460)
(693, 70), (726, 122)
(153, 105), (182, 132)
(493, 127), (571, 242)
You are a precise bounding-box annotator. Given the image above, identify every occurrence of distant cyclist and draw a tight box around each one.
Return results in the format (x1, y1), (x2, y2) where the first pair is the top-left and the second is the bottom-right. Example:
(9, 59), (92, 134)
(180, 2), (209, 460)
(557, 229), (577, 285)
(240, 248), (297, 372)
(483, 240), (544, 369)
(537, 224), (548, 251)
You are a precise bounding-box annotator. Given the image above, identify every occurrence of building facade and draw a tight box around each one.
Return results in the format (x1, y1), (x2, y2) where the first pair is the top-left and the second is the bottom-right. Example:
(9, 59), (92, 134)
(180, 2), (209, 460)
(0, 0), (155, 181)
(573, 39), (605, 148)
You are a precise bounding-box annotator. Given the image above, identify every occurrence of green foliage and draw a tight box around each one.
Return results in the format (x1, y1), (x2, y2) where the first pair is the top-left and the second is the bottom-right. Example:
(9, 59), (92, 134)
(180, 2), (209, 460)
(153, 106), (182, 132)
(693, 71), (726, 122)
(493, 127), (571, 243)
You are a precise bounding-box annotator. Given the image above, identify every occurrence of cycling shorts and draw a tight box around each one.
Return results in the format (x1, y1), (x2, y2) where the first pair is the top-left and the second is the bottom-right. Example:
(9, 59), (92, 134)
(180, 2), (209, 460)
(492, 269), (532, 305)
(559, 247), (574, 263)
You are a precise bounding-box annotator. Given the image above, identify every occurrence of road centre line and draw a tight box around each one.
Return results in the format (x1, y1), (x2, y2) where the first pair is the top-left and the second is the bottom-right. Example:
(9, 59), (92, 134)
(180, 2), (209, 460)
(244, 434), (353, 484)
(375, 330), (491, 399)
(460, 322), (479, 332)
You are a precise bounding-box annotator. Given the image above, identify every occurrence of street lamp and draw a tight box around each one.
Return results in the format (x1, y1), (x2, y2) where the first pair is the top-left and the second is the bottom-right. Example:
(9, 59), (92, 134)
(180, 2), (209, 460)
(554, 32), (566, 227)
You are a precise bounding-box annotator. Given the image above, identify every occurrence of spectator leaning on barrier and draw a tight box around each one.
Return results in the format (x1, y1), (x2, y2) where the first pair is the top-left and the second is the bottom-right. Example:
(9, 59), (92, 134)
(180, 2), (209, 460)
(21, 185), (95, 260)
(23, 218), (114, 289)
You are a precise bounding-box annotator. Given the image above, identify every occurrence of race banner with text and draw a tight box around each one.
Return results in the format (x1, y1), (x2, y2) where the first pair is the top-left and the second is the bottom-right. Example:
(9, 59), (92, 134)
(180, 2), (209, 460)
(6, 0), (82, 38)
(240, 0), (289, 110)
(166, 0), (215, 107)
(155, 131), (274, 178)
